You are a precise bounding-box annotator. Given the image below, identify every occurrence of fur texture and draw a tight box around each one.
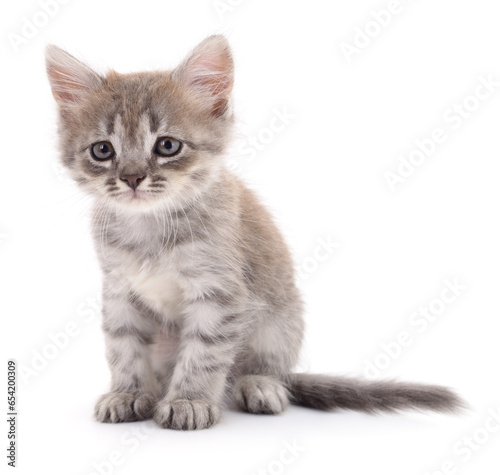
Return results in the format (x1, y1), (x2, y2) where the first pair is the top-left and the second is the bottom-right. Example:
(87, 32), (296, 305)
(287, 374), (464, 414)
(46, 36), (464, 430)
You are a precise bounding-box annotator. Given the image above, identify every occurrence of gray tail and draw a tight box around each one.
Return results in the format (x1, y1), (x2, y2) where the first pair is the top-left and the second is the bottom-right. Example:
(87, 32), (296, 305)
(287, 373), (465, 414)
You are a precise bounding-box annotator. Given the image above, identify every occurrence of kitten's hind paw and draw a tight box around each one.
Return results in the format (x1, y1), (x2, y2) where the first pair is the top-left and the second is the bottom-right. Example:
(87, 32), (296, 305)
(94, 392), (156, 423)
(234, 375), (289, 415)
(153, 399), (221, 430)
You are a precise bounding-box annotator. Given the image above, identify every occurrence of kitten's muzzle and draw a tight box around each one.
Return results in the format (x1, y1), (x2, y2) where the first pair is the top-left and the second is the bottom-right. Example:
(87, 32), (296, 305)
(120, 174), (146, 191)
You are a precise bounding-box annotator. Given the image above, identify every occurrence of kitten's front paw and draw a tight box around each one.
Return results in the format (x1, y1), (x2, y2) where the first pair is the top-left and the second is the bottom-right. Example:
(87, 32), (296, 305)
(153, 399), (221, 430)
(94, 392), (156, 423)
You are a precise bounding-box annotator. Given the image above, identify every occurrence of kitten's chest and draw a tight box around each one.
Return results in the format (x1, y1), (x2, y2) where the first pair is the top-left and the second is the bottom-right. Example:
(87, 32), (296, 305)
(115, 252), (184, 319)
(97, 208), (191, 318)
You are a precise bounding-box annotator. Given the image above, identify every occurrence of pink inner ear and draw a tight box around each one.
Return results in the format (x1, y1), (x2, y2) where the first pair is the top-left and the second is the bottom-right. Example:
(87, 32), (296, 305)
(177, 37), (234, 116)
(48, 67), (87, 103)
(189, 54), (233, 97)
(46, 46), (100, 104)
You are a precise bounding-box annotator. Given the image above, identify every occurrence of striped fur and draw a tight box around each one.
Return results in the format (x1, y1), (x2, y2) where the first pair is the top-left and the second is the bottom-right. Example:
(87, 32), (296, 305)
(46, 36), (464, 430)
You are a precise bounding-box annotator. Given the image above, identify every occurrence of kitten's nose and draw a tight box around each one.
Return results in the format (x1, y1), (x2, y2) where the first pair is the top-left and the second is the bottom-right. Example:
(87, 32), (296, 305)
(120, 174), (146, 191)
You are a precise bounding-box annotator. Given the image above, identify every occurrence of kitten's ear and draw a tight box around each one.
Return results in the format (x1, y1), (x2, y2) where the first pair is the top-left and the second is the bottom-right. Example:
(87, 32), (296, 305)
(45, 45), (102, 105)
(172, 35), (234, 117)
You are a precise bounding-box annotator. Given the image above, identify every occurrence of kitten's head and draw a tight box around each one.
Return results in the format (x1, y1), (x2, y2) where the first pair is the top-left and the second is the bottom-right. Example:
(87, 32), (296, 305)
(46, 36), (234, 212)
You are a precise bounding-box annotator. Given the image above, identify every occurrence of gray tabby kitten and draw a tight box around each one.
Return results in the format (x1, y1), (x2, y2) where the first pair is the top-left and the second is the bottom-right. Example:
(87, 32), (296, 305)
(46, 36), (463, 430)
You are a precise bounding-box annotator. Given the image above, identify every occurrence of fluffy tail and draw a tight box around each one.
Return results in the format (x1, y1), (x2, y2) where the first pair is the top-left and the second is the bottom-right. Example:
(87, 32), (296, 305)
(287, 373), (465, 414)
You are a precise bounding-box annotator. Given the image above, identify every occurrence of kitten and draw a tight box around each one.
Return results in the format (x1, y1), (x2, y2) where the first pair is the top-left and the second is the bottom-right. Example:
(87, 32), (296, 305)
(46, 36), (463, 430)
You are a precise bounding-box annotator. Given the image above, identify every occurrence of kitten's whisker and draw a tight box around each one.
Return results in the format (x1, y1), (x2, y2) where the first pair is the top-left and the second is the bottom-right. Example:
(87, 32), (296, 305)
(167, 205), (176, 254)
(188, 200), (214, 247)
(47, 188), (95, 233)
(181, 208), (195, 248)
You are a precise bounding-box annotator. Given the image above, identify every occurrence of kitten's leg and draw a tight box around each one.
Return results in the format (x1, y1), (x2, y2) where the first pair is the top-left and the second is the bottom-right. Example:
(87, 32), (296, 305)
(95, 282), (160, 423)
(153, 289), (244, 430)
(234, 306), (304, 415)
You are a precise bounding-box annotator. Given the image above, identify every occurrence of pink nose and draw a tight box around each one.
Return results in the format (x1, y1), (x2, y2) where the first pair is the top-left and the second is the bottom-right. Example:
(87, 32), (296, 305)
(120, 174), (146, 190)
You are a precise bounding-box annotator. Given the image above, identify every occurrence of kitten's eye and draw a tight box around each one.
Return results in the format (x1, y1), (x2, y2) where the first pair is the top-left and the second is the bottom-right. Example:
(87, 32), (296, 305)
(91, 141), (115, 161)
(155, 137), (182, 157)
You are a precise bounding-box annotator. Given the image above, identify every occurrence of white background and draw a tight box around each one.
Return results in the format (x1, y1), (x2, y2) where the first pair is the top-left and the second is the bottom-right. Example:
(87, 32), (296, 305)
(1, 0), (500, 474)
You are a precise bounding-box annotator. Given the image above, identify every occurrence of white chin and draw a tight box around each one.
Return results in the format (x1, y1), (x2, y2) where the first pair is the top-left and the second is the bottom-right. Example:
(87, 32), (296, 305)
(112, 192), (166, 213)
